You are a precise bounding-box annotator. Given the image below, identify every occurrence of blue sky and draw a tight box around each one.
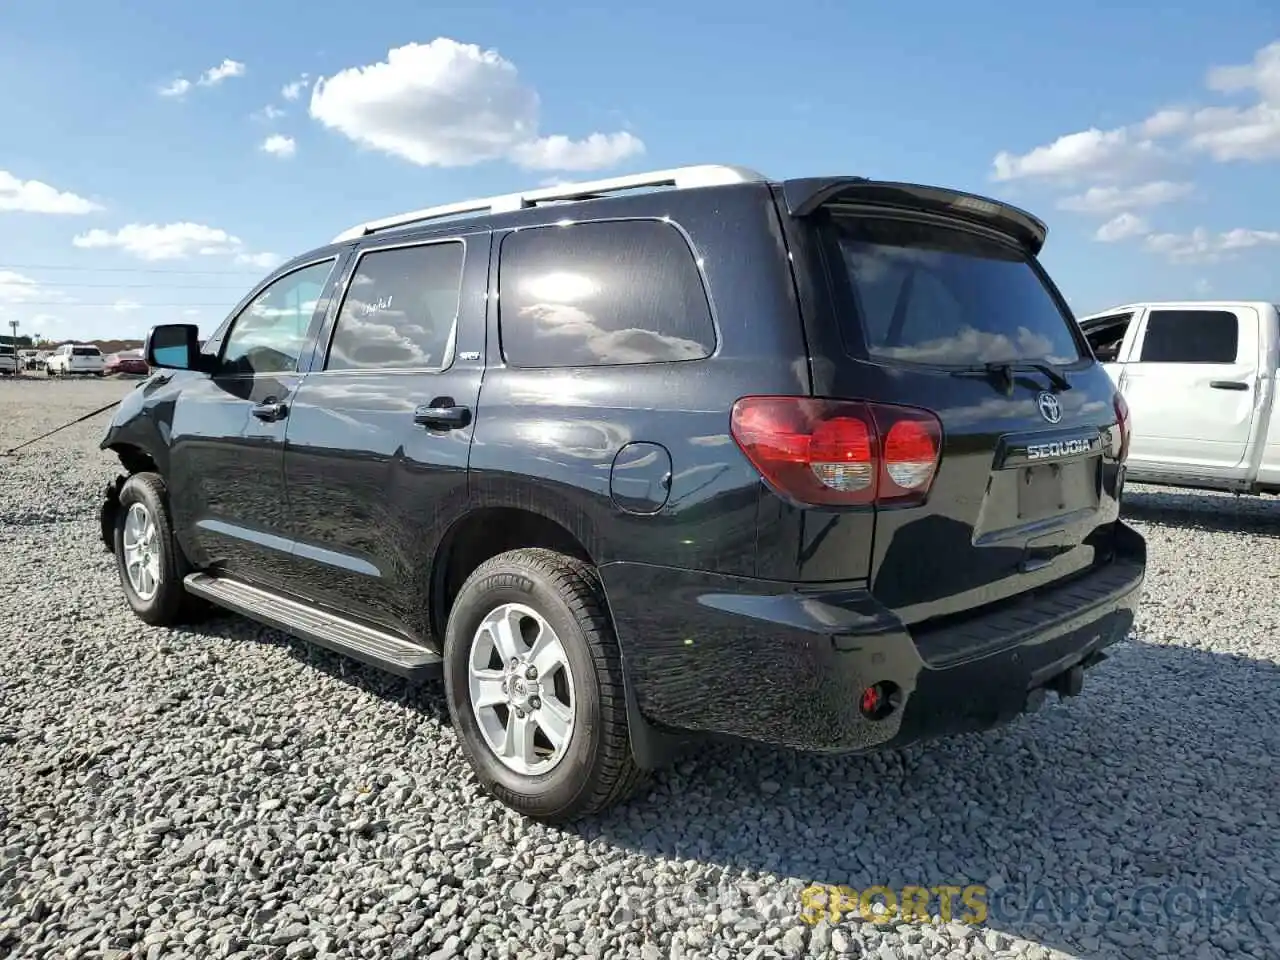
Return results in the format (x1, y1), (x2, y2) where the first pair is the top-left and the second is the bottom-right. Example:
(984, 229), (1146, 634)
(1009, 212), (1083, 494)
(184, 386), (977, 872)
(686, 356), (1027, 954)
(1, 0), (1278, 343)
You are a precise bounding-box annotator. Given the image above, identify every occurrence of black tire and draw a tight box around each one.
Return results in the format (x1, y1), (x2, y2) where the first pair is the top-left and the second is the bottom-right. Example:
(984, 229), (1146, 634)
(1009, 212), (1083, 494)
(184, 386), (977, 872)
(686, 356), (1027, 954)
(443, 548), (647, 823)
(112, 472), (201, 626)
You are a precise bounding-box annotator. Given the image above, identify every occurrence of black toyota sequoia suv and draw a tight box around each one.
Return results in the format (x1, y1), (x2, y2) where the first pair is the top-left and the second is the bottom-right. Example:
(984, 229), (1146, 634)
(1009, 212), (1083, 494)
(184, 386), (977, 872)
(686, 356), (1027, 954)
(99, 164), (1146, 822)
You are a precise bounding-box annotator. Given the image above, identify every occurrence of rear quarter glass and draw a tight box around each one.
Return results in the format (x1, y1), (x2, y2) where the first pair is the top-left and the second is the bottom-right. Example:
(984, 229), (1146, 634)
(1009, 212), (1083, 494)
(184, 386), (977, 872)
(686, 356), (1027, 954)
(823, 215), (1084, 367)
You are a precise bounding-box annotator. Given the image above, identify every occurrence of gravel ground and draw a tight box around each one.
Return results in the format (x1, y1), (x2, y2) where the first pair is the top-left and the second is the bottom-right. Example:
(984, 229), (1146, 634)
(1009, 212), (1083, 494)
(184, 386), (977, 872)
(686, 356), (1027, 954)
(0, 377), (1277, 960)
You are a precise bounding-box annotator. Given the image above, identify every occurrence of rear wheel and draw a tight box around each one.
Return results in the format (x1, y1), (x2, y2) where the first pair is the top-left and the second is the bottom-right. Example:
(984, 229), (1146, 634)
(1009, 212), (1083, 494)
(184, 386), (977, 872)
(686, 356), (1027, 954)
(443, 548), (646, 822)
(112, 472), (202, 626)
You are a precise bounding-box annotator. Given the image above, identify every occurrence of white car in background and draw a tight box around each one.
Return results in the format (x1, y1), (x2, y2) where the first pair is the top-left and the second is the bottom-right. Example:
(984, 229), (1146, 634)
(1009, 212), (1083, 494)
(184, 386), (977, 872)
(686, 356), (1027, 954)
(1079, 300), (1280, 495)
(45, 343), (107, 377)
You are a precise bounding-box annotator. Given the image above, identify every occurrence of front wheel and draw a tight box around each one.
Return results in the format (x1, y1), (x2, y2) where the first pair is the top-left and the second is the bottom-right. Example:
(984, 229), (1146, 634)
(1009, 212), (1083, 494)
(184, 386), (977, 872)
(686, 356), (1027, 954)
(112, 472), (199, 626)
(443, 548), (646, 823)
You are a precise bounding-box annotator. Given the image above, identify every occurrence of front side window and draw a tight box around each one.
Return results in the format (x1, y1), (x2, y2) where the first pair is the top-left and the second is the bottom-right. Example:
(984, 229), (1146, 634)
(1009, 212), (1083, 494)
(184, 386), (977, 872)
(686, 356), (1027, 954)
(498, 219), (716, 368)
(221, 260), (335, 375)
(1082, 313), (1134, 363)
(326, 241), (464, 372)
(830, 216), (1083, 366)
(1138, 310), (1239, 364)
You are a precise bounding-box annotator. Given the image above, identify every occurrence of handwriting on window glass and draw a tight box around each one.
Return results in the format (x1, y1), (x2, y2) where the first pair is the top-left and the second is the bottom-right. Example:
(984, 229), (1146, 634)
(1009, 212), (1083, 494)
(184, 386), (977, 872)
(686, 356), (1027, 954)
(359, 295), (394, 317)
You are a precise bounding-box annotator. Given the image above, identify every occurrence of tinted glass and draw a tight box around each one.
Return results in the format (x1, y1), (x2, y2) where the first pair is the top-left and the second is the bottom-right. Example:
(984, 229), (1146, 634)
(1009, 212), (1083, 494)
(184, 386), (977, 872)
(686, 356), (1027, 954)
(72, 346), (100, 357)
(326, 242), (464, 371)
(1139, 310), (1238, 363)
(830, 217), (1083, 366)
(499, 219), (715, 368)
(222, 260), (334, 375)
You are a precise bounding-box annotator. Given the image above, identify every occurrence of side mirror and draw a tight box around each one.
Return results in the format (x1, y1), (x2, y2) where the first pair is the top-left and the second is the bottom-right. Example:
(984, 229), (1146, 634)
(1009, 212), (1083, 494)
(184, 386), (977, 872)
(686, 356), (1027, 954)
(145, 323), (204, 371)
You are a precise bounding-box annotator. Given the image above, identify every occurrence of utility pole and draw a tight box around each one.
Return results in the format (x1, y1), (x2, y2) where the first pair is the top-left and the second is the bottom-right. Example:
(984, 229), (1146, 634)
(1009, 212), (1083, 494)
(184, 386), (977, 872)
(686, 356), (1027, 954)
(7, 320), (17, 376)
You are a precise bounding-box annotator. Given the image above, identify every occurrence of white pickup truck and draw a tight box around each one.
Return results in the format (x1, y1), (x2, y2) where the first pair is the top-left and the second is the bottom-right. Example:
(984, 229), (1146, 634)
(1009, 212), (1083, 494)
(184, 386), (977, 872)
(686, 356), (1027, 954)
(45, 343), (106, 377)
(1078, 300), (1280, 494)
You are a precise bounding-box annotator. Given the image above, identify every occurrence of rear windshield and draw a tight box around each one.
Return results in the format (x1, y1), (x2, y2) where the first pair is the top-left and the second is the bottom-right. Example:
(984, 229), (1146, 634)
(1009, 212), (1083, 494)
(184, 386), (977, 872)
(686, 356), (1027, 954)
(73, 346), (101, 356)
(828, 216), (1083, 366)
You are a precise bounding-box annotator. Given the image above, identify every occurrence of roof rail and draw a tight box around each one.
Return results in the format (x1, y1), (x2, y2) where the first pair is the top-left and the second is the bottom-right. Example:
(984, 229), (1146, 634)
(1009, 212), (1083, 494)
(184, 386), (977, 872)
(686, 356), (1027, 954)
(330, 163), (769, 242)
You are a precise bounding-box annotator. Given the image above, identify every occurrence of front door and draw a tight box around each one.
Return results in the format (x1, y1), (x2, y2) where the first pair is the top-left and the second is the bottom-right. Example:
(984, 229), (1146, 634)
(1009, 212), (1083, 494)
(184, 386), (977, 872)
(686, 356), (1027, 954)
(168, 256), (345, 590)
(1121, 305), (1261, 474)
(1080, 310), (1139, 388)
(281, 233), (489, 641)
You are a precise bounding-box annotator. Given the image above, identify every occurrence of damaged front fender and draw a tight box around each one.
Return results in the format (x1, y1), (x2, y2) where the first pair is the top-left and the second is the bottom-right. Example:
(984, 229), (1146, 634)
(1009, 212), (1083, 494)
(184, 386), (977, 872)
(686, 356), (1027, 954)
(99, 475), (125, 553)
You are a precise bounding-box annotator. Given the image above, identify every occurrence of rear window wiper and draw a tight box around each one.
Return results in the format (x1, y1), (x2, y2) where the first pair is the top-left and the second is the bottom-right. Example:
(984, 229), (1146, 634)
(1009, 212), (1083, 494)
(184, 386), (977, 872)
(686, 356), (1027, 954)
(952, 360), (1072, 393)
(1021, 360), (1071, 391)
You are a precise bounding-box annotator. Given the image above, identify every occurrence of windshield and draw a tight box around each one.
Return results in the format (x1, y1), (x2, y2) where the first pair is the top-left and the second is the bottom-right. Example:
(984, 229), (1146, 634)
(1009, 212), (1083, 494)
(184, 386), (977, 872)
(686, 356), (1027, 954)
(829, 216), (1083, 367)
(72, 346), (101, 356)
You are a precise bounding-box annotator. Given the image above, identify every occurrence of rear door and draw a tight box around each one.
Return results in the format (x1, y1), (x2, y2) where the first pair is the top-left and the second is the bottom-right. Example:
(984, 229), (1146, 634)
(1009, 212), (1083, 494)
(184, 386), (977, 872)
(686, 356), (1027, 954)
(280, 232), (488, 641)
(1120, 305), (1260, 474)
(799, 210), (1126, 625)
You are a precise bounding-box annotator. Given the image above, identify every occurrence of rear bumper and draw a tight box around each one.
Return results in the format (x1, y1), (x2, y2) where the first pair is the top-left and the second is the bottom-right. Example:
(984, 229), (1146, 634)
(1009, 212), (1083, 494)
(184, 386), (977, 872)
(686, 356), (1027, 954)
(599, 522), (1145, 754)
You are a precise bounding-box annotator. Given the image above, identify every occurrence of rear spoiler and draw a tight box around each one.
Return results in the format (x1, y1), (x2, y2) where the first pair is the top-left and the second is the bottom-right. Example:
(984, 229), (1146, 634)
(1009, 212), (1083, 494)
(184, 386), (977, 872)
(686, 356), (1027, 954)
(780, 177), (1049, 257)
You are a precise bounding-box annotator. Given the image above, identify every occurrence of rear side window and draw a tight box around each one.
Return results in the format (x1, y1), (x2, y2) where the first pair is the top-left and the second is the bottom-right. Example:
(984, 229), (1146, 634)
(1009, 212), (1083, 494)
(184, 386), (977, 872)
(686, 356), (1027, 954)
(1138, 310), (1238, 363)
(498, 219), (715, 368)
(327, 241), (464, 372)
(829, 217), (1083, 366)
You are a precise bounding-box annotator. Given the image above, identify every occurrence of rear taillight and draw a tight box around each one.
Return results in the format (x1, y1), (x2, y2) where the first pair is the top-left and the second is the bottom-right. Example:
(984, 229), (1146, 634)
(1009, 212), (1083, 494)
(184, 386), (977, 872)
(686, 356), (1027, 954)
(730, 397), (943, 507)
(1113, 392), (1131, 463)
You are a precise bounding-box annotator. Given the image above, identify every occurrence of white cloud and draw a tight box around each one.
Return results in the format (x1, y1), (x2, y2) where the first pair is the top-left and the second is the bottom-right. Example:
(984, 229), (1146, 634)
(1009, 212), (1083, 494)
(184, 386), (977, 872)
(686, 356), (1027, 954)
(1095, 213), (1150, 243)
(0, 170), (101, 214)
(309, 38), (645, 171)
(260, 135), (297, 158)
(282, 75), (310, 101)
(1206, 40), (1280, 101)
(199, 59), (246, 87)
(111, 299), (142, 314)
(1138, 108), (1192, 139)
(159, 77), (192, 99)
(254, 105), (286, 122)
(991, 127), (1161, 183)
(1182, 104), (1280, 162)
(0, 271), (70, 305)
(993, 40), (1280, 180)
(1085, 209), (1280, 262)
(73, 222), (243, 261)
(509, 132), (646, 172)
(1058, 180), (1193, 215)
(1143, 226), (1280, 263)
(159, 59), (245, 99)
(0, 271), (45, 303)
(235, 251), (282, 269)
(1219, 226), (1280, 249)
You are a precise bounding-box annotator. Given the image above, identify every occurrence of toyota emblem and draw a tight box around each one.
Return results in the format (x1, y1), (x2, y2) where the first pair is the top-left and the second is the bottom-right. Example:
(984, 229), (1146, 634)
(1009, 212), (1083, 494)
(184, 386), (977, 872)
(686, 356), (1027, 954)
(1037, 391), (1062, 424)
